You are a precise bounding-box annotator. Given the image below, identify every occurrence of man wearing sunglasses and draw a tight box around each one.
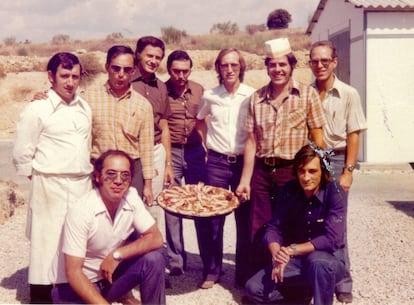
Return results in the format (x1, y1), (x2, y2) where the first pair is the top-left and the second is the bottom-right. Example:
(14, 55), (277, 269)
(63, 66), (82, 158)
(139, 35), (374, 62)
(51, 150), (165, 305)
(309, 40), (367, 304)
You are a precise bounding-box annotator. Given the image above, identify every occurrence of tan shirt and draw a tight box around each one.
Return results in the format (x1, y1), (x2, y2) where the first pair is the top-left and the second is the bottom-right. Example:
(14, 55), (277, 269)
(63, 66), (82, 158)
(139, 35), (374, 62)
(313, 76), (367, 150)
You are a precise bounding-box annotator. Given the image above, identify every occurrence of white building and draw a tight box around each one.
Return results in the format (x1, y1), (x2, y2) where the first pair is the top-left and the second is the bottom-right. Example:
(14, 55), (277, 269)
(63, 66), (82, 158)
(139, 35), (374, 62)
(307, 0), (414, 165)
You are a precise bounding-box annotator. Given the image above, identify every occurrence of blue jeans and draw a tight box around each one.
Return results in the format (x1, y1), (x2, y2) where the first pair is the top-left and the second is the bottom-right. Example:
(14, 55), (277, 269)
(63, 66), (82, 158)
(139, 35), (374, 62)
(165, 144), (206, 270)
(52, 250), (166, 305)
(245, 250), (346, 305)
(194, 150), (244, 282)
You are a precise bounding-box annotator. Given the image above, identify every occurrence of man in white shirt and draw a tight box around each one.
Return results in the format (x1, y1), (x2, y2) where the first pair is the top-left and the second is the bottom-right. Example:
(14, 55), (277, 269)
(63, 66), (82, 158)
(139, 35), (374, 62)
(13, 52), (93, 303)
(195, 48), (256, 289)
(51, 150), (165, 305)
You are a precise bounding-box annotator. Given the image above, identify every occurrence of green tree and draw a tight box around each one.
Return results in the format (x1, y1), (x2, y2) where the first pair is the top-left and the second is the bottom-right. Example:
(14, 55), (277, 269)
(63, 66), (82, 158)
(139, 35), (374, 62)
(267, 9), (292, 29)
(161, 26), (187, 44)
(210, 21), (239, 35)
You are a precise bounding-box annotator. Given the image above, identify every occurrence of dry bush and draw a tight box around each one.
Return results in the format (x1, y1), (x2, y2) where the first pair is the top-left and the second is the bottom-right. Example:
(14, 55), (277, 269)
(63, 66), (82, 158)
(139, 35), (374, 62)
(78, 53), (106, 84)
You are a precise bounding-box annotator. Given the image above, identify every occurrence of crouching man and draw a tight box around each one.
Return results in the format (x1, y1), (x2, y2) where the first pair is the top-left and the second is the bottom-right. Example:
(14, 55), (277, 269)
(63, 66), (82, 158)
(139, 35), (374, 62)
(244, 144), (346, 305)
(52, 150), (166, 305)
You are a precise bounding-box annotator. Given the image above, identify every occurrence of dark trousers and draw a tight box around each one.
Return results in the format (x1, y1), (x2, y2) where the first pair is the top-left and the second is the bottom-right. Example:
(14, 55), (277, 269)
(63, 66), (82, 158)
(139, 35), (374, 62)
(165, 145), (206, 270)
(30, 284), (53, 304)
(194, 150), (248, 283)
(51, 250), (166, 305)
(247, 160), (295, 277)
(330, 153), (353, 294)
(245, 250), (346, 305)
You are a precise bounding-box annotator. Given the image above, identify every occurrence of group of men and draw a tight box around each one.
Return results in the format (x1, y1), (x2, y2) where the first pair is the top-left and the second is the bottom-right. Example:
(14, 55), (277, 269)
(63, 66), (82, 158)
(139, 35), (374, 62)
(13, 35), (366, 305)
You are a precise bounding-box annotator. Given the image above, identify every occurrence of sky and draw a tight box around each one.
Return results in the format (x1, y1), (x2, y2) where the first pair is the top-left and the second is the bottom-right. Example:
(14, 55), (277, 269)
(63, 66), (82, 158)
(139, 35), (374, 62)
(0, 0), (320, 43)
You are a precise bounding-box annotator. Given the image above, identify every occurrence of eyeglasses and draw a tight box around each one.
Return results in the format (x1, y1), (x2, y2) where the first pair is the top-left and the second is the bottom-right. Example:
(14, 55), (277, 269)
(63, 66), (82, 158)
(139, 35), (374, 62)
(110, 65), (134, 74)
(308, 58), (333, 67)
(103, 170), (131, 183)
(220, 63), (240, 70)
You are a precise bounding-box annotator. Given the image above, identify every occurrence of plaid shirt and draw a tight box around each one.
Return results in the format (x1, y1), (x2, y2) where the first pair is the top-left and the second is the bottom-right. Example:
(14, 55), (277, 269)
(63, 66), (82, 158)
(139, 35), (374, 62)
(81, 82), (154, 179)
(245, 79), (325, 160)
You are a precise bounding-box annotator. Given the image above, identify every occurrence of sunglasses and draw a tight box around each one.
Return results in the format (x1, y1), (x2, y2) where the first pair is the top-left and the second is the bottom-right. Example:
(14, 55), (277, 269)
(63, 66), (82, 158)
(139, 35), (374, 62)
(110, 65), (134, 74)
(103, 170), (131, 183)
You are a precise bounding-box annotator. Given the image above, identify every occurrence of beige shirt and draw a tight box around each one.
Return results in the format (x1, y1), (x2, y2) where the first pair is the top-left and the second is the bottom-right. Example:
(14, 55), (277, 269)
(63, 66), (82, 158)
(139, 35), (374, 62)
(313, 76), (367, 150)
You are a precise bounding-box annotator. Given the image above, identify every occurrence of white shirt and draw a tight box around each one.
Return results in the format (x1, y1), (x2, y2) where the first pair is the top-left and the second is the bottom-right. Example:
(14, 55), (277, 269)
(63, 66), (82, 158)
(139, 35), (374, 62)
(197, 83), (255, 155)
(59, 187), (155, 283)
(13, 89), (93, 176)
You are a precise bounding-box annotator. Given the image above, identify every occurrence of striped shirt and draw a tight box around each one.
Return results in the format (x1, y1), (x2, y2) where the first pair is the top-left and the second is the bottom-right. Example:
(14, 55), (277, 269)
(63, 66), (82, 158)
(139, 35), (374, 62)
(81, 82), (154, 179)
(245, 79), (325, 160)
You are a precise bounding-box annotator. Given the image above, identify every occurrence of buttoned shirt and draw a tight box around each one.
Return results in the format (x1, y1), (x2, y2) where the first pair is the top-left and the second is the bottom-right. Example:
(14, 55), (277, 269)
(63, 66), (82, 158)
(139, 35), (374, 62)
(131, 70), (172, 144)
(263, 180), (346, 253)
(312, 76), (367, 150)
(82, 83), (154, 180)
(165, 79), (204, 145)
(197, 83), (256, 155)
(13, 89), (93, 176)
(61, 187), (155, 283)
(245, 80), (325, 160)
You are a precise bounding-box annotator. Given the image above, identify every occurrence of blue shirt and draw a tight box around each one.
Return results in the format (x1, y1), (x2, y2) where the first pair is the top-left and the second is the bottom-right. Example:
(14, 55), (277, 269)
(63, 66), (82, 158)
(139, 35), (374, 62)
(263, 179), (346, 253)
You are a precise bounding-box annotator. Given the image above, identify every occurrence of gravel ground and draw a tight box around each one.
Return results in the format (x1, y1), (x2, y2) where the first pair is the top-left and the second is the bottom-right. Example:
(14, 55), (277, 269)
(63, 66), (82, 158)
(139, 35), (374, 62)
(1, 165), (414, 304)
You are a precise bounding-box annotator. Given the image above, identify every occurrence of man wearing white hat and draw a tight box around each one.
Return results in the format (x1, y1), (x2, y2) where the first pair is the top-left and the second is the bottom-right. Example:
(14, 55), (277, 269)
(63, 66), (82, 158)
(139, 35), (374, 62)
(236, 37), (326, 277)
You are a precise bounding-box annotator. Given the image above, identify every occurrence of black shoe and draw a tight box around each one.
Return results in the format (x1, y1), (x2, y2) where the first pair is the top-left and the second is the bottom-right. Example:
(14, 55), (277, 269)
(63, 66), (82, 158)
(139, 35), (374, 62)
(336, 292), (353, 303)
(240, 296), (256, 304)
(169, 267), (184, 276)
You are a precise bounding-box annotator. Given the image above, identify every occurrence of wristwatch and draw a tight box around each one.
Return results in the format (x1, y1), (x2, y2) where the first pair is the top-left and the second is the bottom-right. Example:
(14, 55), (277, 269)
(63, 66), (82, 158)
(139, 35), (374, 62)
(112, 250), (122, 261)
(344, 164), (355, 172)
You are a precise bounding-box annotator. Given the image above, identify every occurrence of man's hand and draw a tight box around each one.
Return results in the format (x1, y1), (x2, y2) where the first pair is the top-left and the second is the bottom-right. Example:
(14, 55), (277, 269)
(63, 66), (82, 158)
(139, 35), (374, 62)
(142, 183), (154, 206)
(271, 246), (291, 283)
(100, 253), (120, 284)
(271, 262), (287, 283)
(338, 172), (353, 192)
(32, 91), (48, 101)
(235, 183), (250, 202)
(163, 164), (174, 188)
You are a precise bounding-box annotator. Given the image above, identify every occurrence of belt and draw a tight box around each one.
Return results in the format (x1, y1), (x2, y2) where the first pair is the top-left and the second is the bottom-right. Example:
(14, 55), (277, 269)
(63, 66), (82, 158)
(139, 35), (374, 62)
(332, 148), (346, 155)
(258, 157), (294, 168)
(208, 149), (242, 164)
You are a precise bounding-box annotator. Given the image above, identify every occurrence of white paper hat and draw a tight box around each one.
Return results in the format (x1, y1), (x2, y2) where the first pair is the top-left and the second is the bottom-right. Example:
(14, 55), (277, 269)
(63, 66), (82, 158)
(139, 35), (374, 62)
(264, 37), (292, 58)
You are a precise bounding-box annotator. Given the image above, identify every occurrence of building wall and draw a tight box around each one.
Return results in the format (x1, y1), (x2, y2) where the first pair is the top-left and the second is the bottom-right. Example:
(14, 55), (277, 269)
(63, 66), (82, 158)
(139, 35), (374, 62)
(366, 11), (414, 163)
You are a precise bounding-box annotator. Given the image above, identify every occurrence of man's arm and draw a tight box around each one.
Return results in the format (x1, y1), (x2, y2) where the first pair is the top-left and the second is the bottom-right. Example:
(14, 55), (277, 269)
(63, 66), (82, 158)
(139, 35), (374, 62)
(159, 118), (174, 187)
(339, 131), (361, 192)
(309, 127), (325, 149)
(236, 132), (256, 201)
(65, 254), (109, 304)
(99, 224), (163, 283)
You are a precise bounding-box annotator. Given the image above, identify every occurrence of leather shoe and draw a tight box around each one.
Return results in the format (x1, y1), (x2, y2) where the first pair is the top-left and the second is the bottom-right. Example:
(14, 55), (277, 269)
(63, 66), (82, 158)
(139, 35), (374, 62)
(199, 280), (215, 289)
(336, 292), (353, 303)
(169, 267), (184, 276)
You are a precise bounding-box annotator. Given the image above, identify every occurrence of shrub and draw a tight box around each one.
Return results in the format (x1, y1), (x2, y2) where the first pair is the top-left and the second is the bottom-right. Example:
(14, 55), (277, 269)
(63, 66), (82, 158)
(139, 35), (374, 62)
(267, 9), (292, 29)
(0, 64), (6, 78)
(161, 26), (187, 44)
(78, 53), (105, 84)
(17, 48), (29, 56)
(246, 24), (266, 35)
(106, 32), (124, 42)
(3, 36), (16, 46)
(51, 34), (70, 45)
(210, 22), (239, 35)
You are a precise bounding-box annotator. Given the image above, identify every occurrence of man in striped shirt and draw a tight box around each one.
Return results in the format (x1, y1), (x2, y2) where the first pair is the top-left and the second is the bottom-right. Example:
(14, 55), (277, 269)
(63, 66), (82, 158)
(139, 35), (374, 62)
(236, 38), (326, 278)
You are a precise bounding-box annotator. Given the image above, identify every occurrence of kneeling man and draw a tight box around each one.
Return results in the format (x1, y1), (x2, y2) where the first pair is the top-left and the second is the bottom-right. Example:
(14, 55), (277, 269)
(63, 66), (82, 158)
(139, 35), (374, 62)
(244, 144), (346, 305)
(52, 150), (165, 305)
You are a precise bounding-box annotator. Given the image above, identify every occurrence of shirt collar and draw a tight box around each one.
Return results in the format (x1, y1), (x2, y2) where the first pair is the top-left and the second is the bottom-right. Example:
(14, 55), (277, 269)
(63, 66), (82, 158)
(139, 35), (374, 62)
(255, 79), (300, 104)
(131, 70), (158, 88)
(93, 188), (134, 217)
(104, 81), (132, 100)
(48, 88), (85, 108)
(166, 79), (192, 98)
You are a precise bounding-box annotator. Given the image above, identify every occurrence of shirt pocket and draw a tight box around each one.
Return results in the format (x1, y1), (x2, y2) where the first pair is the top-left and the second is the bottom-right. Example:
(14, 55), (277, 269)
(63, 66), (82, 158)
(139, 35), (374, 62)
(288, 109), (307, 129)
(123, 117), (141, 139)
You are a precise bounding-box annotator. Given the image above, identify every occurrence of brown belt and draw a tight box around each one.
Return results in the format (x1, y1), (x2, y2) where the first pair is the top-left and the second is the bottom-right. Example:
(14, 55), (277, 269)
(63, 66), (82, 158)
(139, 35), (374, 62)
(258, 157), (294, 168)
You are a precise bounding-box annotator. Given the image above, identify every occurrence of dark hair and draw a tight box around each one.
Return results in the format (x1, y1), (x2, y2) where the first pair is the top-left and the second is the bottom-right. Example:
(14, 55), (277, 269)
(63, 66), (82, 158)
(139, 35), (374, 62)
(214, 48), (246, 84)
(93, 150), (135, 187)
(293, 144), (331, 188)
(264, 52), (297, 70)
(135, 36), (165, 59)
(167, 50), (193, 71)
(47, 52), (82, 76)
(309, 40), (338, 59)
(106, 45), (134, 66)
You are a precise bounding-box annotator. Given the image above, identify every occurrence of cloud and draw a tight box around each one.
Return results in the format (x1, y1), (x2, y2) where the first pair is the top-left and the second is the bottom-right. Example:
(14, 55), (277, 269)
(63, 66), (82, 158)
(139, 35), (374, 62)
(0, 0), (319, 43)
